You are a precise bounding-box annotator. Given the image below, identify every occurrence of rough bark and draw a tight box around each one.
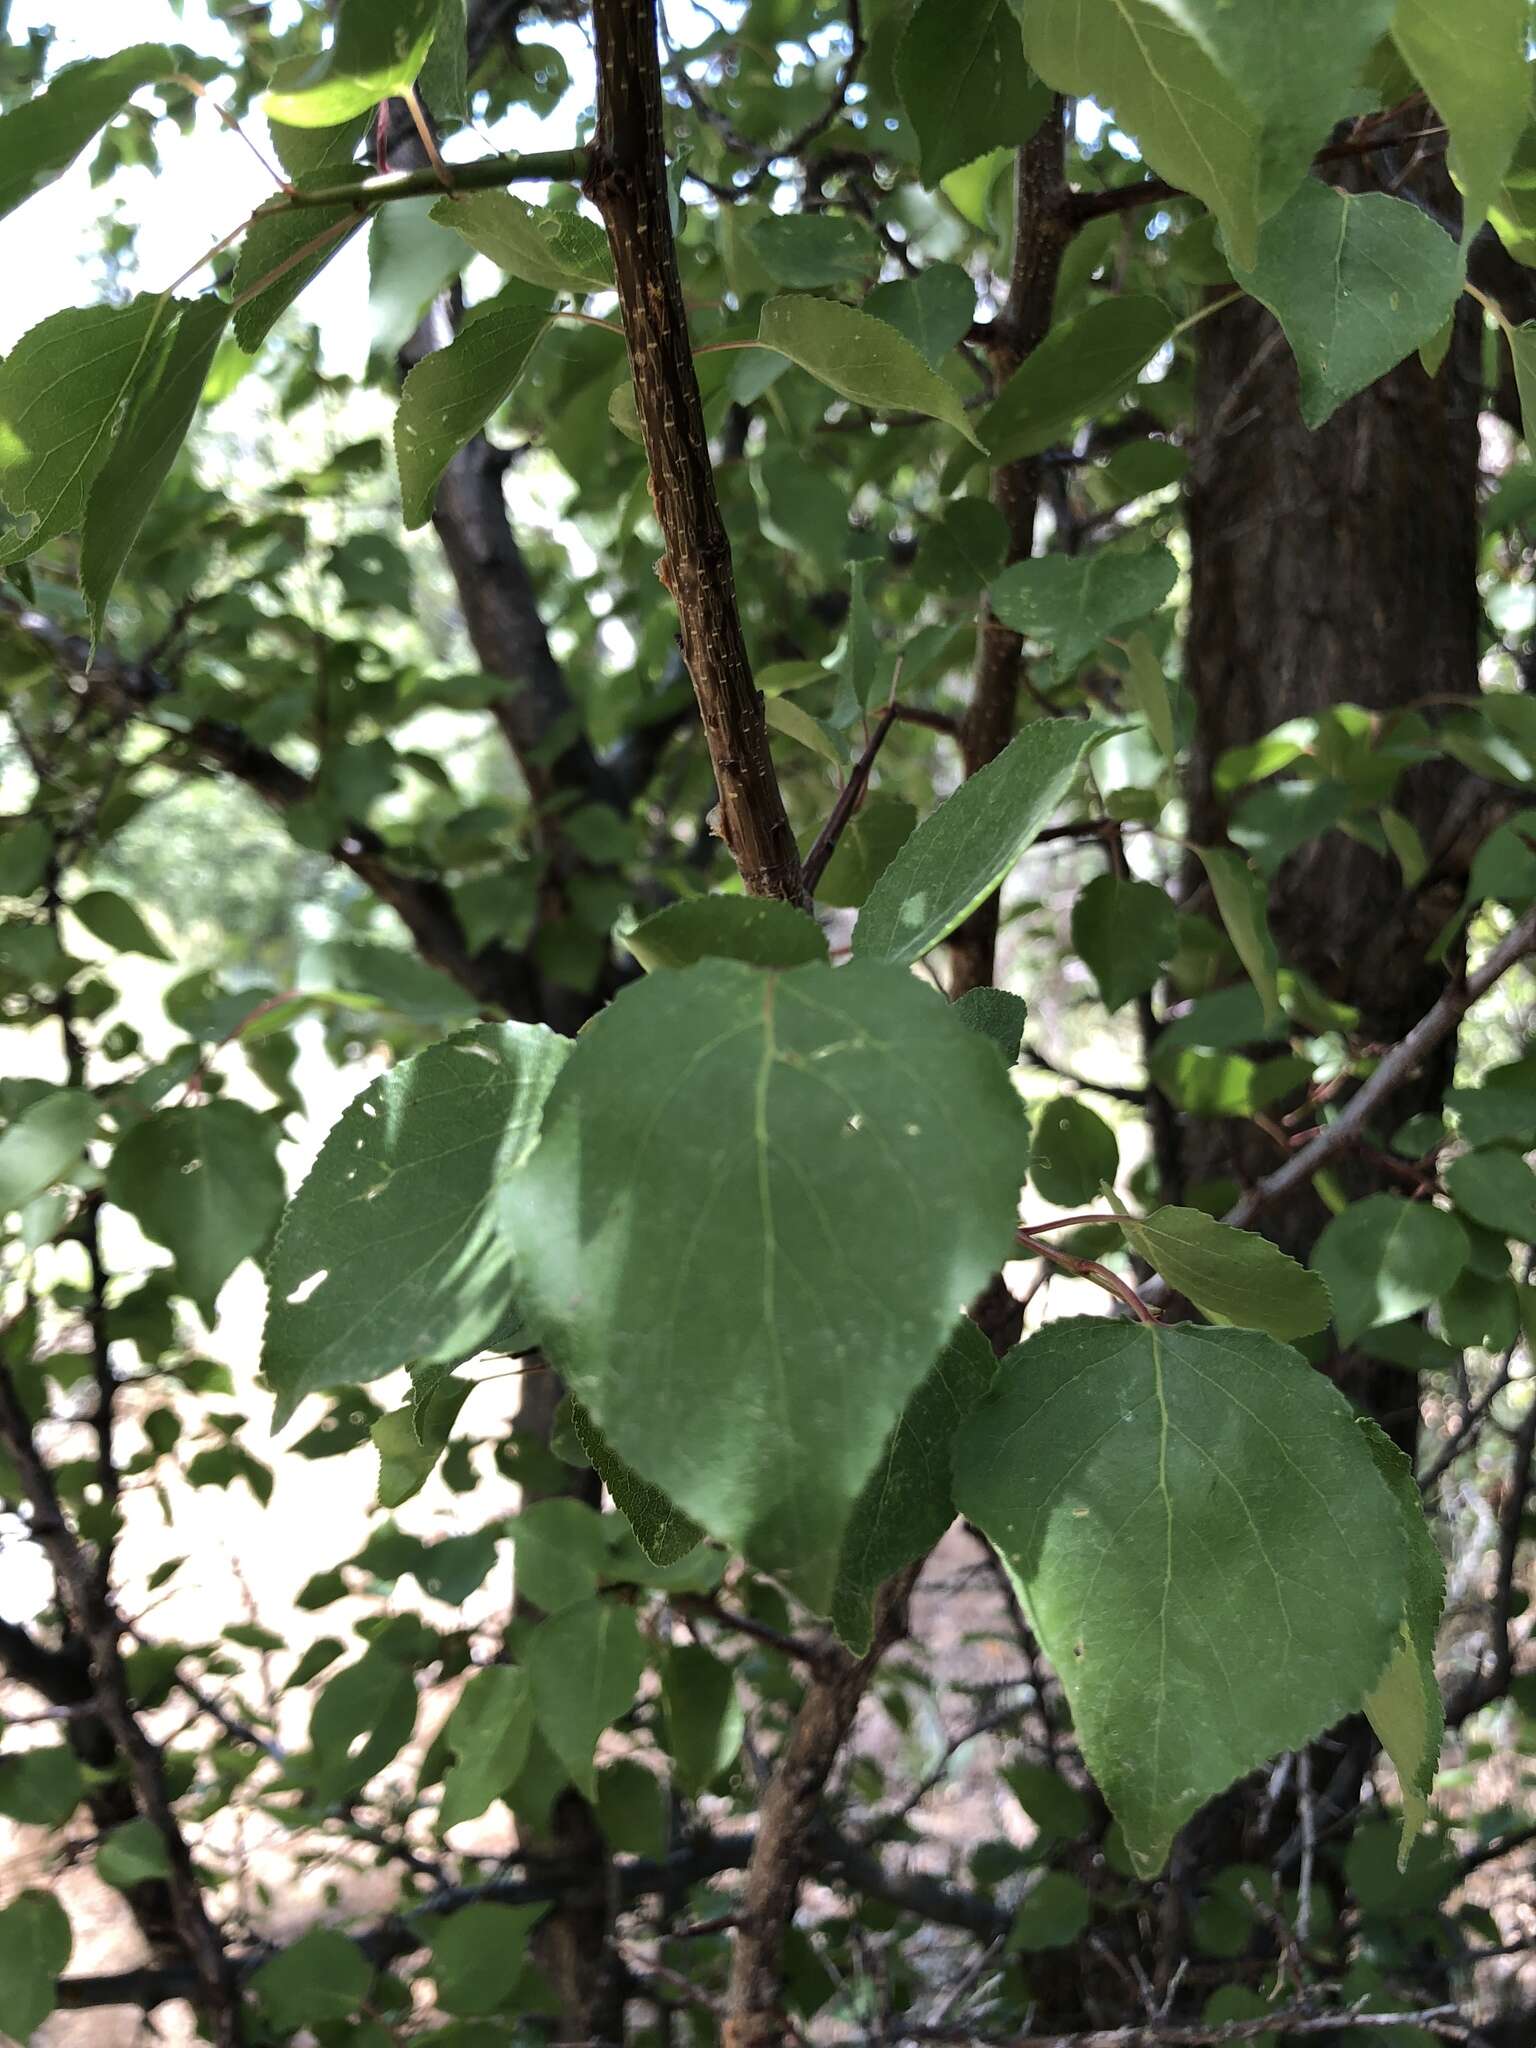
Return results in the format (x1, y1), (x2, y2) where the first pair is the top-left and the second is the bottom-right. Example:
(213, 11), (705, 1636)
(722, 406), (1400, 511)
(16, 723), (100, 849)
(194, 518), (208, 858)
(949, 108), (1074, 998)
(587, 0), (805, 906)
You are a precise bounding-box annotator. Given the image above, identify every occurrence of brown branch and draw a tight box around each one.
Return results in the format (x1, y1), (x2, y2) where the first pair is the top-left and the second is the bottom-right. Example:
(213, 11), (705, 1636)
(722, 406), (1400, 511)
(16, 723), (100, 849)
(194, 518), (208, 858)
(587, 0), (806, 905)
(0, 1350), (244, 2044)
(803, 702), (898, 895)
(950, 106), (1074, 995)
(905, 2008), (1466, 2046)
(723, 1567), (920, 2047)
(1217, 905), (1536, 1237)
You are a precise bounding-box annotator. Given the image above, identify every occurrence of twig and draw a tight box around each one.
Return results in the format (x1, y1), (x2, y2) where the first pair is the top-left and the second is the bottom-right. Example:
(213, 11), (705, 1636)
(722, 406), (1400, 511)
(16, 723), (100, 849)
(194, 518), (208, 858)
(588, 0), (805, 905)
(0, 1348), (244, 2043)
(1187, 906), (1536, 1251)
(675, 1594), (836, 1673)
(1017, 1227), (1157, 1324)
(246, 147), (590, 215)
(803, 700), (899, 894)
(899, 2005), (1468, 2045)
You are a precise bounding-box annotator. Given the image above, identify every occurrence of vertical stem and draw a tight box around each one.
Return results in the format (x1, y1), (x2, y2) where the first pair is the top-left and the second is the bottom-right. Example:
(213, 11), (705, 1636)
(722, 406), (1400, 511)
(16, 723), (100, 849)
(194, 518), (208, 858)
(587, 0), (807, 907)
(949, 105), (1073, 996)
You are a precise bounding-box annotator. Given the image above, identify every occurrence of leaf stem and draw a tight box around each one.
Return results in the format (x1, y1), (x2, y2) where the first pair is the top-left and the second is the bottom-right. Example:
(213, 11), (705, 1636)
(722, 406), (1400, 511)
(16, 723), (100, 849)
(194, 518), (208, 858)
(246, 148), (591, 217)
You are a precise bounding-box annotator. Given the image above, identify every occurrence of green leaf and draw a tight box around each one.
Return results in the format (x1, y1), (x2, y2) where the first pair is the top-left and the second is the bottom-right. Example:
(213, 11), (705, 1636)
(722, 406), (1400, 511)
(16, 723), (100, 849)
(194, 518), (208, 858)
(97, 1816), (173, 1888)
(1357, 1419), (1445, 1864)
(107, 1101), (284, 1322)
(1141, 2), (1395, 214)
(568, 1400), (705, 1568)
(853, 718), (1100, 967)
(982, 296), (1173, 466)
(1119, 629), (1177, 762)
(765, 691), (848, 766)
(431, 1901), (546, 2016)
(80, 297), (229, 641)
(953, 987), (1028, 1065)
(1445, 1148), (1536, 1240)
(264, 0), (444, 126)
(70, 887), (170, 961)
(0, 1890), (71, 2044)
(661, 1643), (744, 1797)
(502, 960), (1026, 1609)
(232, 168), (370, 352)
(864, 264), (976, 369)
(0, 43), (175, 228)
(431, 190), (613, 295)
(747, 212), (879, 287)
(915, 498), (1010, 602)
(1118, 1204), (1332, 1339)
(758, 294), (985, 447)
(1071, 874), (1178, 1012)
(1009, 1870), (1091, 1951)
(621, 896), (828, 973)
(1003, 1760), (1091, 1840)
(955, 1319), (1409, 1875)
(1391, 0), (1528, 236)
(395, 283), (551, 526)
(0, 1088), (97, 1213)
(372, 1375), (470, 1508)
(896, 0), (1050, 188)
(309, 1641), (418, 1799)
(525, 1597), (647, 1797)
(1195, 845), (1280, 1027)
(368, 194), (468, 355)
(1310, 1195), (1470, 1346)
(0, 298), (164, 565)
(0, 819), (50, 897)
(252, 1929), (372, 2032)
(813, 796), (916, 909)
(991, 544), (1177, 674)
(419, 0), (469, 126)
(1016, 0), (1265, 264)
(1030, 1098), (1119, 1207)
(1224, 181), (1464, 430)
(265, 1023), (569, 1428)
(439, 1665), (535, 1831)
(0, 1745), (84, 1827)
(831, 1318), (998, 1653)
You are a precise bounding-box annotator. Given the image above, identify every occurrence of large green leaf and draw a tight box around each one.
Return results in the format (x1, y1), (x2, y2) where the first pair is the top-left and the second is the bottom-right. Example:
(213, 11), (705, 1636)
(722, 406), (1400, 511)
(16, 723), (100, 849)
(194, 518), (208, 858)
(0, 43), (175, 228)
(0, 299), (164, 565)
(955, 1320), (1408, 1875)
(758, 295), (985, 447)
(264, 0), (444, 126)
(265, 1022), (569, 1427)
(1391, 0), (1528, 237)
(864, 264), (976, 369)
(982, 296), (1173, 466)
(1143, 2), (1395, 212)
(71, 887), (171, 960)
(438, 1665), (535, 1831)
(394, 283), (551, 527)
(502, 959), (1026, 1609)
(1195, 845), (1281, 1026)
(853, 718), (1100, 967)
(747, 213), (879, 287)
(1225, 181), (1464, 430)
(1445, 1147), (1536, 1240)
(368, 195), (468, 355)
(524, 1597), (647, 1796)
(1118, 1204), (1332, 1340)
(1358, 1419), (1445, 1863)
(80, 296), (230, 634)
(1015, 0), (1265, 264)
(990, 545), (1177, 674)
(621, 896), (828, 973)
(1071, 874), (1178, 1012)
(0, 1089), (97, 1213)
(107, 1102), (285, 1322)
(831, 1317), (997, 1653)
(0, 1890), (71, 2044)
(1030, 1097), (1119, 1207)
(431, 191), (613, 295)
(661, 1644), (744, 1797)
(233, 167), (370, 352)
(1310, 1195), (1470, 1346)
(896, 0), (1050, 188)
(251, 1930), (371, 2034)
